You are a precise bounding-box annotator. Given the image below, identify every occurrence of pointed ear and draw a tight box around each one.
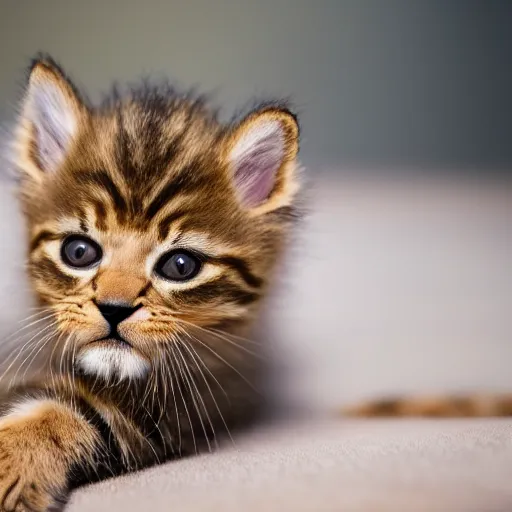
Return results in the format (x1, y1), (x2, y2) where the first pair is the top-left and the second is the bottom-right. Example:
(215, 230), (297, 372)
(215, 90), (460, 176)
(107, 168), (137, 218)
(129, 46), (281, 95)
(15, 56), (86, 181)
(225, 107), (300, 213)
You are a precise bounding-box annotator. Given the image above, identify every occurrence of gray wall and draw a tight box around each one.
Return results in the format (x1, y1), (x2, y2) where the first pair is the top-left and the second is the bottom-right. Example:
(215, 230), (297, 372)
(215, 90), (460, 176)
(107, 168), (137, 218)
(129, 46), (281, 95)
(1, 0), (511, 172)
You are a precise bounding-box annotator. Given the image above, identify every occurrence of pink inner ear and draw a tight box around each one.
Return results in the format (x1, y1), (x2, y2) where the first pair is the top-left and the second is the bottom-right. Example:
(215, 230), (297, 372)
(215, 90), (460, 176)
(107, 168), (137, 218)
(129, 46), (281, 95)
(231, 121), (284, 208)
(26, 81), (77, 173)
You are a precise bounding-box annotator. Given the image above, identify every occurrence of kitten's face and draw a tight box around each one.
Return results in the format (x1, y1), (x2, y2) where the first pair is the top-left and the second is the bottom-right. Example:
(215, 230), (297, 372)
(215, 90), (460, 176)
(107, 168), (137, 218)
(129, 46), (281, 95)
(14, 57), (299, 382)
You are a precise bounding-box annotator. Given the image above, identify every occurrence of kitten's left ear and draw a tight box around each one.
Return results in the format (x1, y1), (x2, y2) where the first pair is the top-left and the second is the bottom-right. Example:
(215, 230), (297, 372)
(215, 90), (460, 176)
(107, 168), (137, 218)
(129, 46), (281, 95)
(225, 107), (300, 214)
(15, 55), (86, 182)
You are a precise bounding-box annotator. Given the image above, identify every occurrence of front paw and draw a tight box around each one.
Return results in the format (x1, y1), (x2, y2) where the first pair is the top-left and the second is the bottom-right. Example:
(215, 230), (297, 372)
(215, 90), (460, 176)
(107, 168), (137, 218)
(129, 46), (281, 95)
(0, 431), (68, 512)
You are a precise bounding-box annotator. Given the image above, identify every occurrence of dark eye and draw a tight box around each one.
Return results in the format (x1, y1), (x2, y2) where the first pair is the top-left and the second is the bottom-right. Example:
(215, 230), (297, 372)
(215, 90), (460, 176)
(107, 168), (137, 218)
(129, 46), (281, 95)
(61, 236), (102, 269)
(155, 250), (202, 281)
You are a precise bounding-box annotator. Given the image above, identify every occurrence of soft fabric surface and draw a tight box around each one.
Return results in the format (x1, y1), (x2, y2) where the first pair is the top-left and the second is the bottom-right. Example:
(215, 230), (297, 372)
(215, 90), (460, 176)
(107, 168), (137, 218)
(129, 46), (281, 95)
(69, 418), (512, 512)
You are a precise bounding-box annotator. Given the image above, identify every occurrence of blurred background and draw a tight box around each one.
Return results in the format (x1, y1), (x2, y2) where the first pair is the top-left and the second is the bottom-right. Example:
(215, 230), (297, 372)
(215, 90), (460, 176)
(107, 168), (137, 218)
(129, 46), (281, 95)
(0, 1), (511, 411)
(1, 0), (512, 172)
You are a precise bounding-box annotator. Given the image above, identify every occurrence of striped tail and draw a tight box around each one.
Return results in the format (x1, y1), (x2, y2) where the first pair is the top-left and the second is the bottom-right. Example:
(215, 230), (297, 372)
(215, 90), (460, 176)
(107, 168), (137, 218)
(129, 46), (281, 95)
(342, 394), (512, 417)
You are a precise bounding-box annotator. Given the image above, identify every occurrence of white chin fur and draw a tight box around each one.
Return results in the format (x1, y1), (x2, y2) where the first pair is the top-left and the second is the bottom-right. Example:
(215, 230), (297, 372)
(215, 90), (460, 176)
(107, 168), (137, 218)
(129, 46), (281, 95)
(77, 346), (150, 381)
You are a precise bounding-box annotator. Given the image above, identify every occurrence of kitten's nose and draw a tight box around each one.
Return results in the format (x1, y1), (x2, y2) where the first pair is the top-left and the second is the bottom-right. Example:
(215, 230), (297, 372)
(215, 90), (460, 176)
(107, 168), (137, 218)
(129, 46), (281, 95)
(96, 302), (140, 329)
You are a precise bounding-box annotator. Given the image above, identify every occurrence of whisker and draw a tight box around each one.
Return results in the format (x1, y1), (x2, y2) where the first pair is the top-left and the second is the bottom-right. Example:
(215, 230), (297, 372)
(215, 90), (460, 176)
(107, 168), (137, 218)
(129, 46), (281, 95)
(178, 334), (234, 447)
(140, 367), (156, 410)
(189, 322), (262, 347)
(2, 313), (56, 346)
(174, 326), (230, 401)
(141, 403), (164, 463)
(71, 335), (78, 405)
(178, 330), (260, 395)
(18, 329), (59, 384)
(161, 346), (182, 456)
(59, 332), (77, 404)
(15, 308), (54, 322)
(8, 324), (58, 388)
(169, 342), (197, 455)
(172, 318), (265, 359)
(49, 329), (68, 392)
(174, 338), (214, 452)
(148, 354), (168, 429)
(0, 321), (58, 385)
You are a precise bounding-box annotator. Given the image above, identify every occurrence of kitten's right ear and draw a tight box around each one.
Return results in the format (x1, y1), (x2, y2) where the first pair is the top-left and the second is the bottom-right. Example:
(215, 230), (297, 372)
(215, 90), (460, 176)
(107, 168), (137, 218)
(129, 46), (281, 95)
(15, 55), (86, 181)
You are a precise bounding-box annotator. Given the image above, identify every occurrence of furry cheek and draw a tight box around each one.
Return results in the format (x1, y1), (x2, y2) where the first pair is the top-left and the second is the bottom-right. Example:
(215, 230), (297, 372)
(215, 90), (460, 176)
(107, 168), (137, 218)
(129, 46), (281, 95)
(56, 301), (109, 344)
(116, 307), (155, 341)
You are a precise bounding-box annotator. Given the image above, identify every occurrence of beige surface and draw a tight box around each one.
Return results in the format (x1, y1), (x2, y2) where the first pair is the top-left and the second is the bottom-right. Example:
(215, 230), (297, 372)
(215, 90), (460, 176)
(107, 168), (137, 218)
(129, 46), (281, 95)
(69, 418), (512, 512)
(263, 173), (512, 411)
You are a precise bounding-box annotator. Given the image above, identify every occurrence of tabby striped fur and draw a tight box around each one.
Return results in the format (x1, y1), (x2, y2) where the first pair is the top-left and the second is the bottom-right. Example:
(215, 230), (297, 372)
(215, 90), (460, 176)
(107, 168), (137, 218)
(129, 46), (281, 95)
(0, 55), (301, 510)
(343, 394), (512, 418)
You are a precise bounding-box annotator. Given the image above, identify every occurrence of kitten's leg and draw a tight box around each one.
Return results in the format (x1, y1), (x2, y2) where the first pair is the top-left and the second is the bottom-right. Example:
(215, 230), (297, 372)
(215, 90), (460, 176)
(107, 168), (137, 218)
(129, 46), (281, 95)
(0, 397), (101, 512)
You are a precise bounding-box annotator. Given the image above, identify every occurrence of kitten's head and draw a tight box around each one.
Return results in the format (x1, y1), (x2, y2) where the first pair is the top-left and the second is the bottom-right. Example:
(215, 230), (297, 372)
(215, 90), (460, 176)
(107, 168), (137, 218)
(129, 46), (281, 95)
(13, 55), (300, 382)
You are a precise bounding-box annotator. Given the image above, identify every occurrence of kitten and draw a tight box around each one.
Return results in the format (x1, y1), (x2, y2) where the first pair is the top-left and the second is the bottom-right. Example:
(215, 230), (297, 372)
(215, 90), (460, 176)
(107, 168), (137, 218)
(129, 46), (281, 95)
(0, 55), (300, 511)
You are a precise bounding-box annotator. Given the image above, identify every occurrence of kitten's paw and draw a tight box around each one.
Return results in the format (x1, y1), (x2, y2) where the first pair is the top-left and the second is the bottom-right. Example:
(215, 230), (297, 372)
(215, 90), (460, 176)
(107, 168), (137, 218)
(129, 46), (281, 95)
(0, 431), (68, 512)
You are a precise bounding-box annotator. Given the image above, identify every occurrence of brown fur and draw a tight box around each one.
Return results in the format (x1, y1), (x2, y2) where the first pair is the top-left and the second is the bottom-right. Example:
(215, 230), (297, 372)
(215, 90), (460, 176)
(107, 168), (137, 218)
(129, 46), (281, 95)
(0, 398), (99, 510)
(342, 394), (512, 418)
(0, 55), (301, 510)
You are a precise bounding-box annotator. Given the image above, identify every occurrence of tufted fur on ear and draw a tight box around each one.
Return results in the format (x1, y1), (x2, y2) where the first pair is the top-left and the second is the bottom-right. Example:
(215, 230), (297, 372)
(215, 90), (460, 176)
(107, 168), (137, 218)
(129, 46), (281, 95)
(15, 55), (87, 182)
(225, 107), (300, 214)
